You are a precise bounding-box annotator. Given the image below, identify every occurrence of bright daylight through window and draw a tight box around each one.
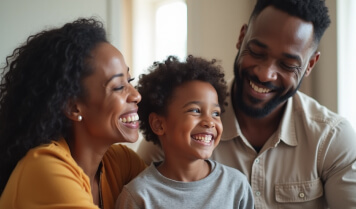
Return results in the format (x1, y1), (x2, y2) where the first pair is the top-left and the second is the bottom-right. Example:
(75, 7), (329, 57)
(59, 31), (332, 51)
(337, 0), (356, 130)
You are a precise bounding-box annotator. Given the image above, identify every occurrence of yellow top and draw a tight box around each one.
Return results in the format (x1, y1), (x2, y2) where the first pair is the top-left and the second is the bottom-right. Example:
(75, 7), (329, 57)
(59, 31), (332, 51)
(0, 139), (147, 209)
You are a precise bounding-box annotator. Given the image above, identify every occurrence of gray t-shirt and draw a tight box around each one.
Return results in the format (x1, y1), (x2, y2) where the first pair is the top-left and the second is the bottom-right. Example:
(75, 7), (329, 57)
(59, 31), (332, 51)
(116, 160), (254, 209)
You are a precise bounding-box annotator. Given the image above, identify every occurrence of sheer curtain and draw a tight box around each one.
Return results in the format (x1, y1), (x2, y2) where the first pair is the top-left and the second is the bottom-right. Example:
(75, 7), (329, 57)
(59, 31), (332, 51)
(337, 0), (356, 129)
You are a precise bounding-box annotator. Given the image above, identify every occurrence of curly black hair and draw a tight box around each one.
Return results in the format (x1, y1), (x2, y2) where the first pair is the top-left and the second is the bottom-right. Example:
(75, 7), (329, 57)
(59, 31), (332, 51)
(250, 0), (330, 45)
(0, 18), (107, 193)
(137, 55), (227, 146)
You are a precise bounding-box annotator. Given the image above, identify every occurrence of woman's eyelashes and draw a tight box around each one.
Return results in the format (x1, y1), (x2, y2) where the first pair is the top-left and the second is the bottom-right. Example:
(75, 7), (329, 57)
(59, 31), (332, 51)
(128, 78), (135, 83)
(113, 78), (135, 91)
(113, 86), (124, 91)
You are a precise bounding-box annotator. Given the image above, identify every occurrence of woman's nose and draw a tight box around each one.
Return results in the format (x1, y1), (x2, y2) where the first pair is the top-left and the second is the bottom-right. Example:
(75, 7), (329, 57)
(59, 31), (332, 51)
(128, 85), (141, 104)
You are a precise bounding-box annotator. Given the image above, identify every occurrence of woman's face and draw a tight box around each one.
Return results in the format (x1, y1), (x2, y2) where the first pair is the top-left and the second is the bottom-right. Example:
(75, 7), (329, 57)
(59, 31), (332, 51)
(76, 42), (141, 145)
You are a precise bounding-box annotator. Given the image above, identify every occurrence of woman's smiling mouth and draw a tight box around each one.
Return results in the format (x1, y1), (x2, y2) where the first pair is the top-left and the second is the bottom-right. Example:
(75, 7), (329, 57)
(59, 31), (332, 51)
(119, 113), (139, 123)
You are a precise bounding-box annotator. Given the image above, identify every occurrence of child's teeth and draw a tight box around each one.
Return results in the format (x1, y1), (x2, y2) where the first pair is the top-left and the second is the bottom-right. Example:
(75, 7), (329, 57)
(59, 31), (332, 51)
(194, 135), (212, 142)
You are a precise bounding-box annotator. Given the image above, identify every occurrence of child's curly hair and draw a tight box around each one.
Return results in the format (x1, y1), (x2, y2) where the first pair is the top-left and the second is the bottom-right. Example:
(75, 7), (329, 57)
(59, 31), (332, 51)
(137, 55), (227, 146)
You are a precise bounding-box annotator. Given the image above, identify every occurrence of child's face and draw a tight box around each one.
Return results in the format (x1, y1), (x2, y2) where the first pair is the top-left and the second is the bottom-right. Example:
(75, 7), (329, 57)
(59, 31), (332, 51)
(160, 80), (223, 161)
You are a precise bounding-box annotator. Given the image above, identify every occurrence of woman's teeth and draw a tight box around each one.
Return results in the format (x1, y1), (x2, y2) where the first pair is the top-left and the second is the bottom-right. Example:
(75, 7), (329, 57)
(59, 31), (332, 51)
(119, 114), (139, 123)
(250, 81), (271, 93)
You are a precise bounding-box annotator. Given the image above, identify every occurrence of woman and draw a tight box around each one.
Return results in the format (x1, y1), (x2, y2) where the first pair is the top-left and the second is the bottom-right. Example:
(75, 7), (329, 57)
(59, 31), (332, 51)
(0, 18), (146, 209)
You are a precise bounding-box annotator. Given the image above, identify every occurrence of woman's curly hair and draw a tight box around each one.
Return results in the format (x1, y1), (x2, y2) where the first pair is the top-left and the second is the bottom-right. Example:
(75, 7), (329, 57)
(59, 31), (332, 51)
(0, 18), (107, 193)
(137, 55), (227, 146)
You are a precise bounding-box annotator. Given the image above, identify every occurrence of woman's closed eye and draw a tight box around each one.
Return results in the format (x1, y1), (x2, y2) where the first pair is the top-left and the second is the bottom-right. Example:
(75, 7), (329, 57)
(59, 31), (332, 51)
(113, 78), (135, 91)
(113, 86), (124, 91)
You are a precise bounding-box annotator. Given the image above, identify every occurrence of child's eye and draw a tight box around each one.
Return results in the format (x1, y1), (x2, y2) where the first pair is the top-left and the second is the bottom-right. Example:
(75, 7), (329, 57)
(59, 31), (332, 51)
(212, 111), (220, 117)
(188, 108), (200, 113)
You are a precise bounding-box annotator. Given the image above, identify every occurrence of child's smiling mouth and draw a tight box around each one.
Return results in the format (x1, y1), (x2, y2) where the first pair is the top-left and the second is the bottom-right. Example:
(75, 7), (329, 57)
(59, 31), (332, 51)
(191, 134), (214, 143)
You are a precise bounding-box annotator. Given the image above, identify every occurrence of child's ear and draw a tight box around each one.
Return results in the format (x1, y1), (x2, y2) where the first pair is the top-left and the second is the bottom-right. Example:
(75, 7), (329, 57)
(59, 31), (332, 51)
(63, 99), (83, 122)
(149, 112), (165, 135)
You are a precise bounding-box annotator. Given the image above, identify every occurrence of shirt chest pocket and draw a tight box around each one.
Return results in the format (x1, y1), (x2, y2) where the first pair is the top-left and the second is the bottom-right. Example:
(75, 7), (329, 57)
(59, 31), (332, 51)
(275, 178), (323, 203)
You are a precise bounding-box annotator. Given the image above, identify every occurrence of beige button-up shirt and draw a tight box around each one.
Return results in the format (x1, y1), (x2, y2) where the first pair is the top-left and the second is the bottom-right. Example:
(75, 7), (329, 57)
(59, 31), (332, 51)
(212, 78), (356, 209)
(137, 78), (356, 209)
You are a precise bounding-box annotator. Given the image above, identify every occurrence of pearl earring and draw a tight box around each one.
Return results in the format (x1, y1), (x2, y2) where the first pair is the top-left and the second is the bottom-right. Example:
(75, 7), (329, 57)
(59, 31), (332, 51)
(78, 115), (82, 121)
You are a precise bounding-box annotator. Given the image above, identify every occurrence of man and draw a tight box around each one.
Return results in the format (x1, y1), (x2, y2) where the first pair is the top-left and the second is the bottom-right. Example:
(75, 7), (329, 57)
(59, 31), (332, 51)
(137, 0), (356, 208)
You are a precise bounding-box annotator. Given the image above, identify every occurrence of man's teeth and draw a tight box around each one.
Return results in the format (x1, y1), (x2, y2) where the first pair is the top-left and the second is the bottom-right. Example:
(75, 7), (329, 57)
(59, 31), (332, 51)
(250, 81), (271, 93)
(119, 114), (139, 123)
(193, 135), (212, 143)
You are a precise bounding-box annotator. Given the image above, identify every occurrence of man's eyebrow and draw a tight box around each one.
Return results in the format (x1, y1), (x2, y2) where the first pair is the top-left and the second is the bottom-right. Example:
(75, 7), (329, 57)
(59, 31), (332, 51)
(248, 39), (268, 49)
(282, 53), (302, 65)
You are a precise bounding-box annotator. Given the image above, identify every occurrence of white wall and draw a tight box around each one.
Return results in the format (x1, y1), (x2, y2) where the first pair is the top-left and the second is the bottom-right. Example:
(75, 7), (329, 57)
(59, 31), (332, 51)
(310, 0), (338, 112)
(0, 0), (123, 70)
(186, 0), (253, 80)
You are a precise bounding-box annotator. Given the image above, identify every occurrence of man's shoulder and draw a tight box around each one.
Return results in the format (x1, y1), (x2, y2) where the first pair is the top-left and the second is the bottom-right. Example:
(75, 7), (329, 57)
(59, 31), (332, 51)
(293, 91), (344, 126)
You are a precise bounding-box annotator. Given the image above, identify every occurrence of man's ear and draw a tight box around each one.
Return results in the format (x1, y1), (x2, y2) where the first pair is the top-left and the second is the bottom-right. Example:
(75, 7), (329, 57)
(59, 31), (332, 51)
(149, 113), (165, 136)
(64, 99), (83, 122)
(305, 51), (320, 77)
(236, 24), (248, 50)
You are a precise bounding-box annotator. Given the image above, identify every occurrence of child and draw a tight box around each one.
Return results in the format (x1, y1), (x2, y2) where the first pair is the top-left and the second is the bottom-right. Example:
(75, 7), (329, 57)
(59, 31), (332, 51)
(116, 55), (254, 209)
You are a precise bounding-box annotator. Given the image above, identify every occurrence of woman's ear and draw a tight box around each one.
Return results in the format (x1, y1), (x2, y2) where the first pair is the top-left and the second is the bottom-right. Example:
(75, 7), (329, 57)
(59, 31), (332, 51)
(64, 99), (83, 122)
(149, 113), (165, 135)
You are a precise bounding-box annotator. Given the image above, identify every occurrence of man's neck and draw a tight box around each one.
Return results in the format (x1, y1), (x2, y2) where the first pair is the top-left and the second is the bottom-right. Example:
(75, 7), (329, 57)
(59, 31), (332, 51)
(232, 82), (286, 148)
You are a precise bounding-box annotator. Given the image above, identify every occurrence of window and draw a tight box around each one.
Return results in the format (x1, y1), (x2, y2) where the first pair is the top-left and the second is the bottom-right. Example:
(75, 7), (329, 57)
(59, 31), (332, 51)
(155, 1), (187, 62)
(132, 0), (187, 79)
(337, 0), (356, 129)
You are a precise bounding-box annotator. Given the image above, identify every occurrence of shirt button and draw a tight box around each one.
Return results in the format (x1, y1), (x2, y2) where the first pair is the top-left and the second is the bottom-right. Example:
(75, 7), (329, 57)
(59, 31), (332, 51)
(255, 191), (261, 196)
(255, 158), (260, 164)
(299, 192), (305, 198)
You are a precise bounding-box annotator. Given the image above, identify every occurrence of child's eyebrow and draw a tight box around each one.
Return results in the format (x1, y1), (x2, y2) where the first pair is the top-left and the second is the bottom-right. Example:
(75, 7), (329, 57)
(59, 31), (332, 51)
(182, 101), (200, 108)
(182, 101), (220, 108)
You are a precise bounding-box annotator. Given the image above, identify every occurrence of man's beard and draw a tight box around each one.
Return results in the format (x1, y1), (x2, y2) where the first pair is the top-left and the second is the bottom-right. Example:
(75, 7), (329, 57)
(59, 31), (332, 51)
(233, 53), (304, 118)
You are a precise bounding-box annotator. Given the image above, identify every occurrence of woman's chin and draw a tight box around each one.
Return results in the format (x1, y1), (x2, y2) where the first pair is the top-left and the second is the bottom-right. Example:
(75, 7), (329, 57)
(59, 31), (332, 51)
(117, 130), (139, 143)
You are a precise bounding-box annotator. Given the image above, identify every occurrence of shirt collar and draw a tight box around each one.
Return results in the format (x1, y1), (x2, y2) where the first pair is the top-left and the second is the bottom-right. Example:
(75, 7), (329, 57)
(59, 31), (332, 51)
(221, 78), (242, 141)
(278, 92), (298, 146)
